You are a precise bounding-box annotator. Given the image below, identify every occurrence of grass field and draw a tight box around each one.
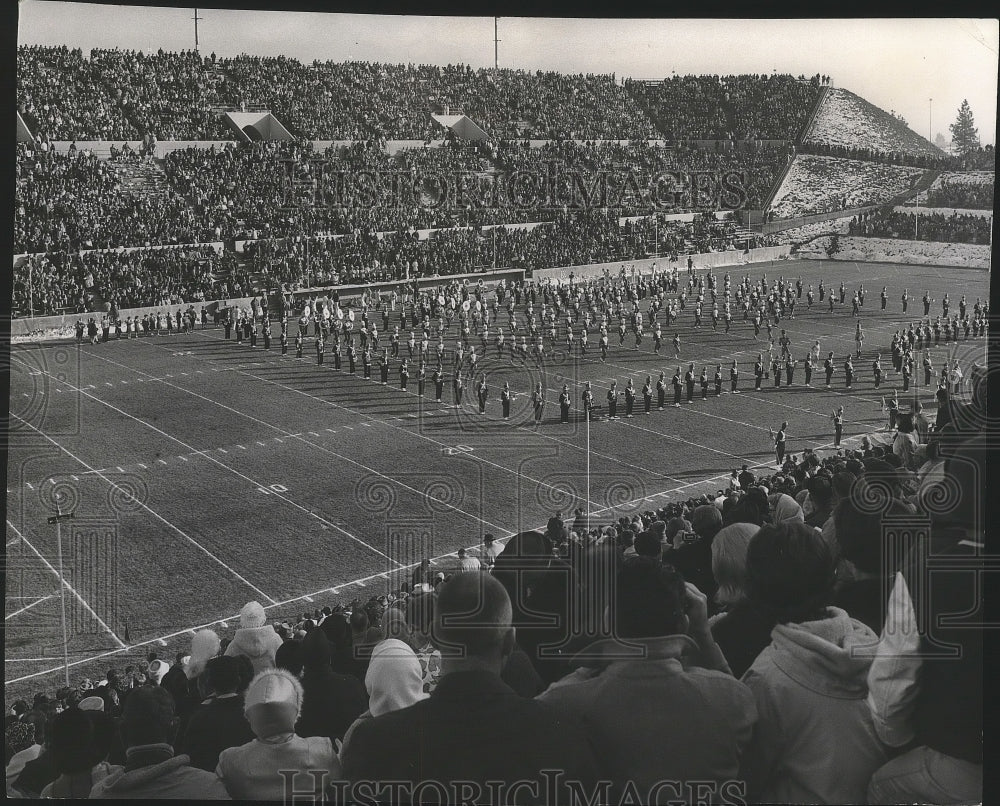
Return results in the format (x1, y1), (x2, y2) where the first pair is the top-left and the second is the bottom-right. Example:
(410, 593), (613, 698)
(4, 258), (990, 701)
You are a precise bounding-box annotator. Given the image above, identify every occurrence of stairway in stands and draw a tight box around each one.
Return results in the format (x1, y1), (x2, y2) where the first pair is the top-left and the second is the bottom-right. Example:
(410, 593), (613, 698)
(109, 159), (171, 201)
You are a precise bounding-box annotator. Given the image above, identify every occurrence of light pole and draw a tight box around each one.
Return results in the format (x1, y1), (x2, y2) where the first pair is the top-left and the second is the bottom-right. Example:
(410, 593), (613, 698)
(585, 405), (591, 537)
(48, 509), (75, 688)
(929, 98), (932, 144)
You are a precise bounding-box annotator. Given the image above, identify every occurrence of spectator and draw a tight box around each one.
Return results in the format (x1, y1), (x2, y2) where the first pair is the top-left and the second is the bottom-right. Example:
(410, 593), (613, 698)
(295, 627), (368, 744)
(865, 431), (984, 803)
(224, 601), (283, 675)
(539, 557), (756, 803)
(216, 668), (340, 802)
(175, 656), (254, 772)
(340, 572), (602, 804)
(5, 720), (41, 797)
(740, 522), (887, 804)
(455, 546), (482, 573)
(664, 503), (722, 608)
(39, 709), (116, 798)
(341, 636), (429, 747)
(89, 686), (229, 799)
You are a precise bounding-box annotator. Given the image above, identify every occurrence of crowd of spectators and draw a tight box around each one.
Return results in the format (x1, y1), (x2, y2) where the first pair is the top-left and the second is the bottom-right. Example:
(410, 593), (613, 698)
(6, 368), (985, 803)
(798, 141), (954, 169)
(12, 246), (242, 317)
(18, 48), (842, 143)
(89, 48), (233, 140)
(15, 142), (207, 254)
(17, 45), (137, 142)
(848, 208), (993, 245)
(768, 155), (924, 220)
(923, 174), (994, 209)
(624, 74), (824, 141)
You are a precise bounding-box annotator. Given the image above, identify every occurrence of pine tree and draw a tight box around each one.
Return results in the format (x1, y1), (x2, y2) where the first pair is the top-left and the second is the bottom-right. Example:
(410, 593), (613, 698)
(949, 100), (980, 157)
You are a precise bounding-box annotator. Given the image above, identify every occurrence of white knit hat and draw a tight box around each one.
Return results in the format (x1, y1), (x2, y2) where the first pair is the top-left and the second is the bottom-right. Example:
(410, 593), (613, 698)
(244, 667), (302, 739)
(240, 601), (267, 629)
(185, 628), (221, 679)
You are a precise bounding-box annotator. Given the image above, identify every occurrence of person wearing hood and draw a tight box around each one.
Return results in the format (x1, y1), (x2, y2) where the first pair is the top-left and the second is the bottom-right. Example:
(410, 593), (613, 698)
(296, 626), (368, 744)
(770, 493), (805, 527)
(216, 668), (340, 801)
(738, 522), (887, 804)
(225, 602), (283, 675)
(342, 637), (429, 747)
(708, 522), (773, 679)
(89, 686), (229, 799)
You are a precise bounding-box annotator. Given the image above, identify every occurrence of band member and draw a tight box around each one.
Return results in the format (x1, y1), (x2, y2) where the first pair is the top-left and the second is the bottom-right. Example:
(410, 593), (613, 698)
(729, 360), (739, 394)
(699, 367), (709, 400)
(902, 358), (911, 392)
(582, 382), (594, 420)
(295, 331), (303, 358)
(453, 371), (465, 407)
(653, 324), (663, 353)
(347, 343), (357, 374)
(683, 363), (695, 403)
(315, 336), (324, 365)
(579, 327), (588, 355)
(532, 382), (544, 424)
(885, 391), (899, 431)
(399, 359), (409, 391)
(844, 356), (854, 389)
(784, 355), (794, 386)
(407, 330), (416, 359)
(607, 381), (620, 419)
(855, 323), (864, 358)
(496, 329), (505, 358)
(754, 355), (764, 391)
(642, 376), (653, 413)
(262, 319), (271, 350)
(872, 355), (883, 388)
(656, 371), (667, 410)
(772, 357), (782, 388)
(224, 314), (233, 339)
(434, 365), (444, 402)
(772, 421), (788, 466)
(923, 352), (933, 386)
(901, 288), (909, 313)
(824, 352), (835, 388)
(600, 331), (609, 361)
(625, 379), (636, 418)
(501, 382), (512, 419)
(672, 368), (682, 407)
(673, 333), (681, 359)
(363, 348), (373, 379)
(477, 374), (488, 413)
(832, 406), (844, 447)
(802, 353), (813, 386)
(280, 330), (288, 355)
(559, 385), (572, 422)
(417, 362), (426, 396)
(380, 353), (390, 384)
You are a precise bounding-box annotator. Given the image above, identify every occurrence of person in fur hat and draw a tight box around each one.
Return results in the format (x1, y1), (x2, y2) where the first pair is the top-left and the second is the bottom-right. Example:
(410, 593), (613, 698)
(216, 668), (340, 801)
(224, 602), (283, 675)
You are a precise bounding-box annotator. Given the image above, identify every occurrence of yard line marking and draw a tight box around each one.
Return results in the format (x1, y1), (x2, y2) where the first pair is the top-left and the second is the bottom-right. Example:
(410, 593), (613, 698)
(4, 520), (127, 647)
(303, 596), (314, 603)
(218, 448), (228, 454)
(157, 459), (168, 465)
(32, 354), (404, 569)
(360, 422), (371, 426)
(6, 414), (278, 605)
(115, 466), (124, 473)
(5, 594), (56, 621)
(179, 455), (188, 461)
(237, 445), (246, 450)
(325, 428), (335, 432)
(256, 441), (266, 446)
(71, 475), (79, 481)
(309, 432), (320, 437)
(137, 464), (147, 470)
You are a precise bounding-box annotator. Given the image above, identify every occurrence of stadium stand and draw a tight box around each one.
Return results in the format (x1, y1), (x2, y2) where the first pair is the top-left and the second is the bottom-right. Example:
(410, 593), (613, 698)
(768, 155), (926, 220)
(802, 87), (946, 163)
(916, 171), (995, 209)
(848, 208), (993, 244)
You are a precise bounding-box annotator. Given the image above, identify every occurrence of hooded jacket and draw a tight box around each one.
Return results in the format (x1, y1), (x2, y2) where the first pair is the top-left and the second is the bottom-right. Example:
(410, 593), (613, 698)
(88, 744), (229, 799)
(224, 625), (283, 675)
(740, 607), (887, 804)
(296, 627), (368, 743)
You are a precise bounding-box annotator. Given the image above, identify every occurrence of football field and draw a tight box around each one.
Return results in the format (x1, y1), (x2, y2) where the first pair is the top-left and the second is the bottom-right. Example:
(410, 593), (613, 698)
(5, 258), (989, 699)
